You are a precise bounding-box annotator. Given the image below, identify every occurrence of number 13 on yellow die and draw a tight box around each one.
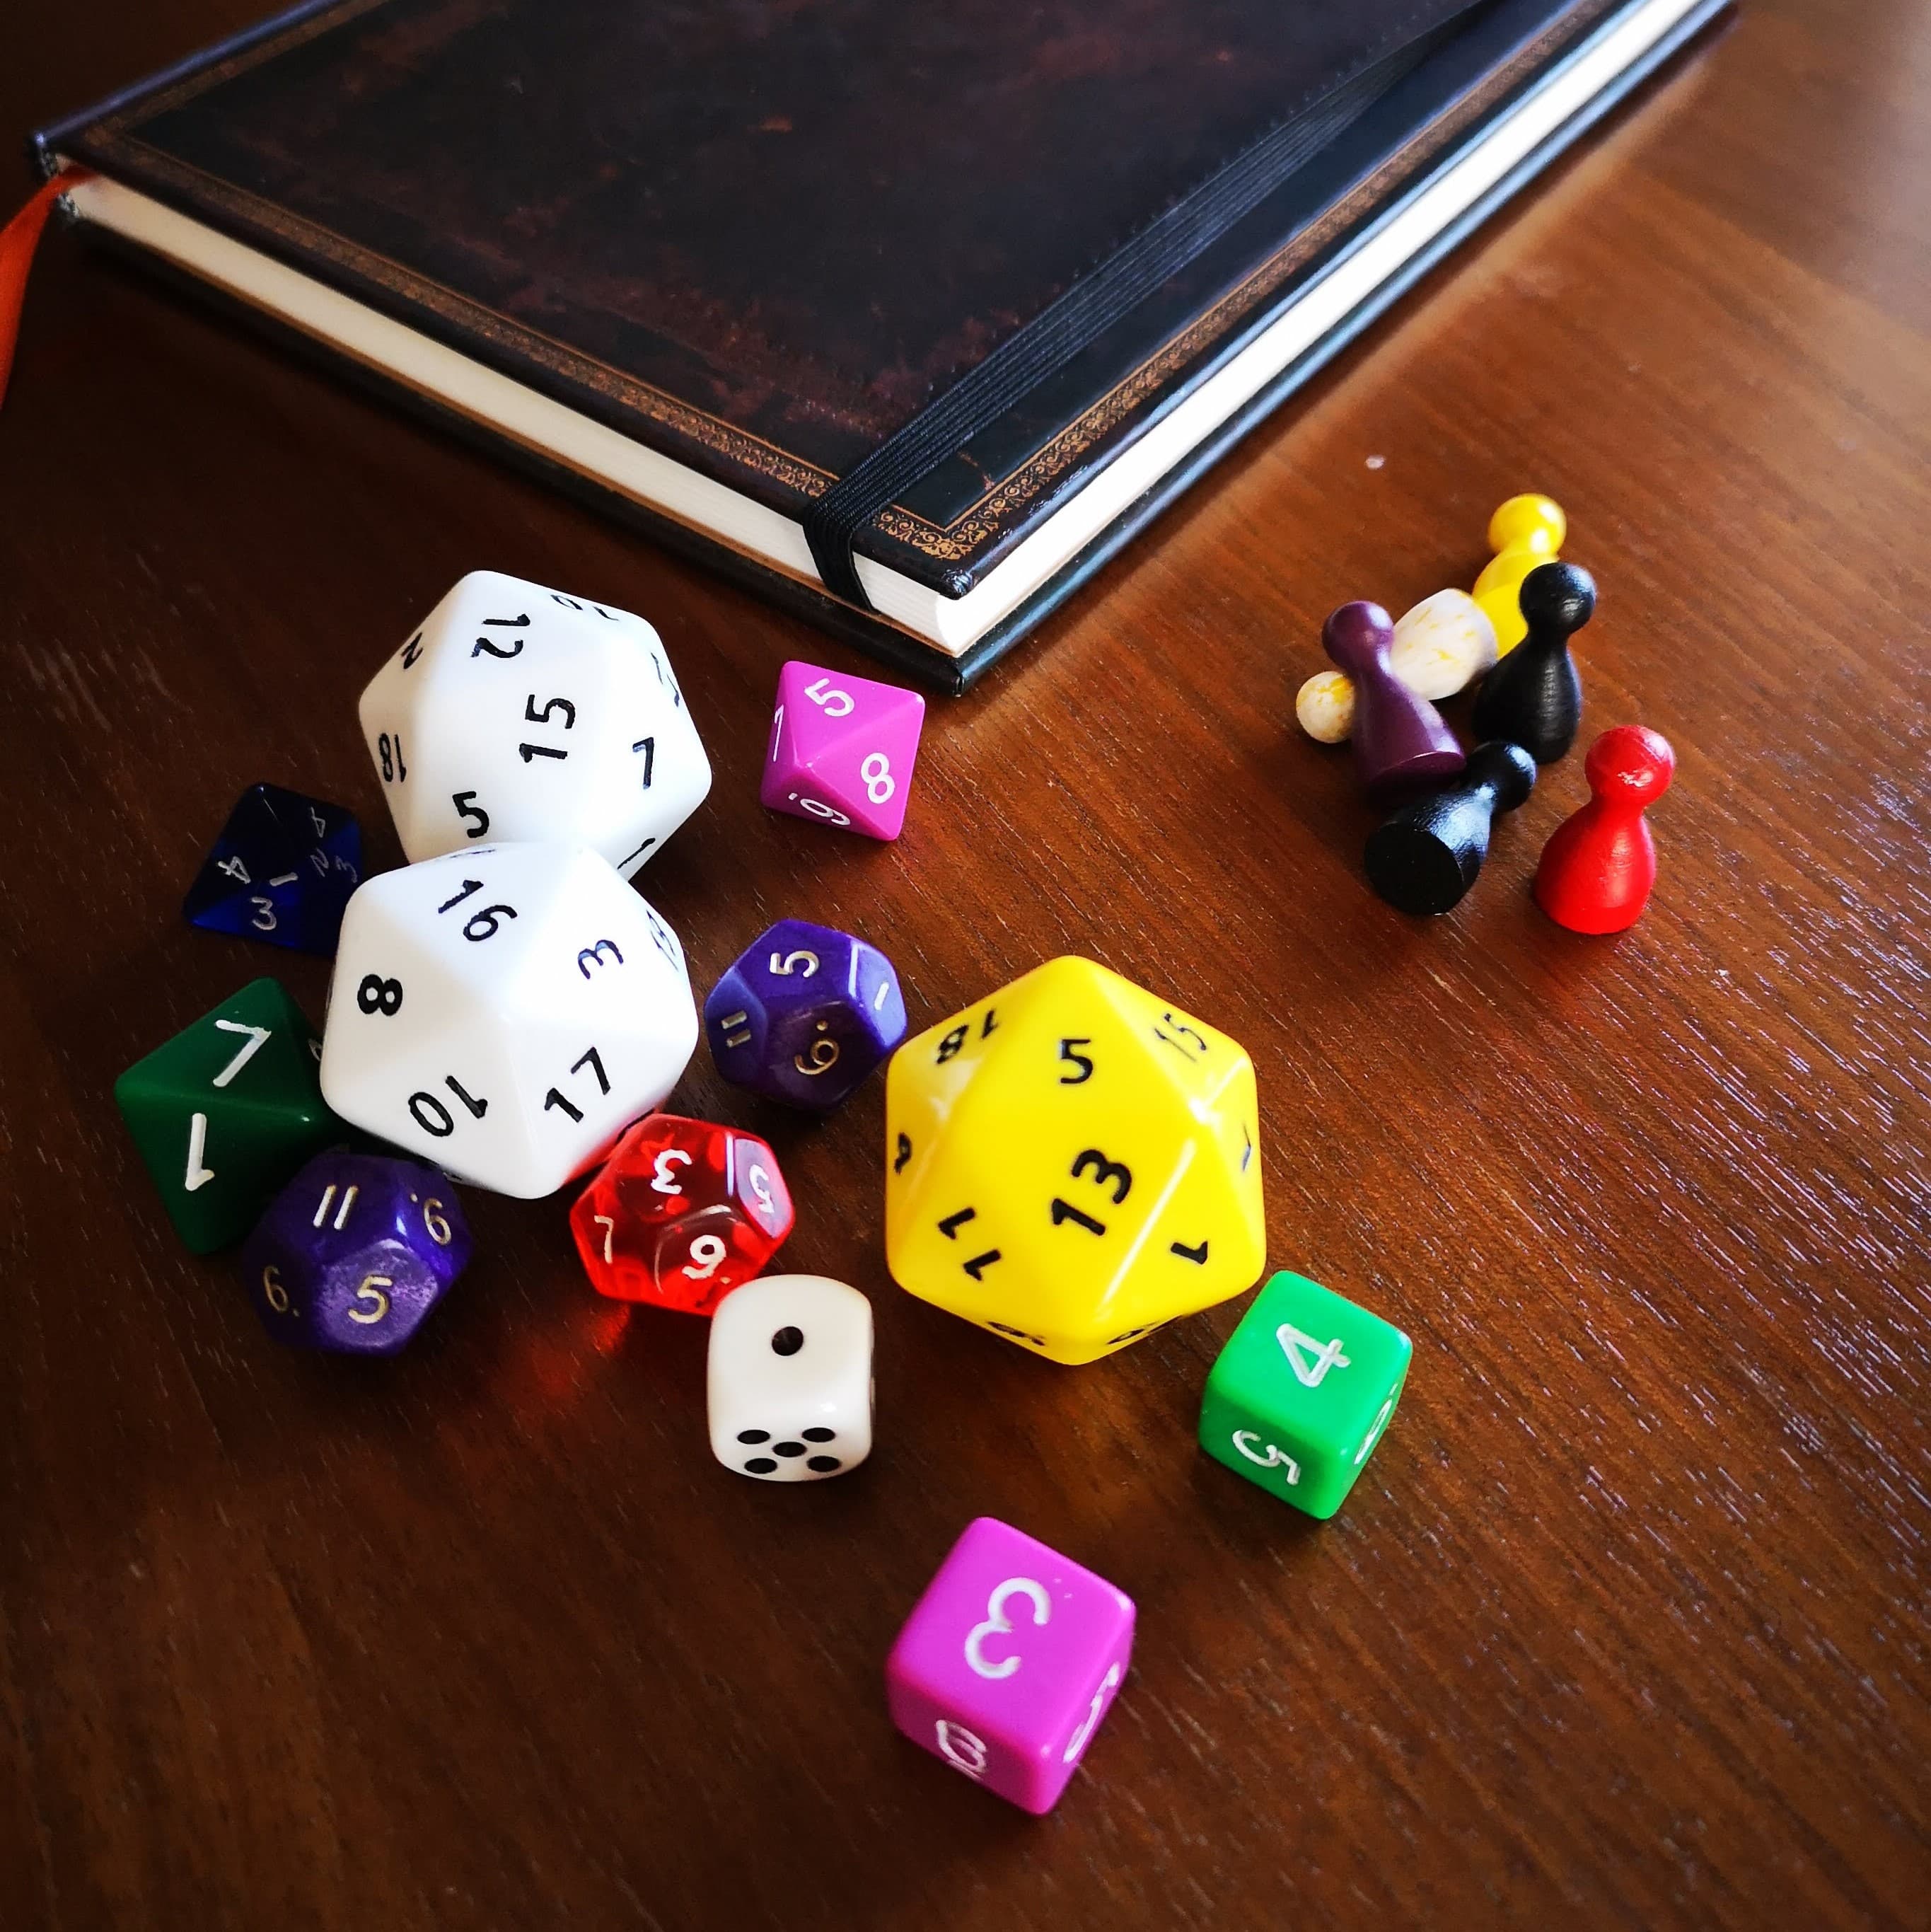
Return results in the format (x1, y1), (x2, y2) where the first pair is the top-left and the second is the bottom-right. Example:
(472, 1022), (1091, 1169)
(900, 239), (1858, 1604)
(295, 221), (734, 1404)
(884, 956), (1265, 1363)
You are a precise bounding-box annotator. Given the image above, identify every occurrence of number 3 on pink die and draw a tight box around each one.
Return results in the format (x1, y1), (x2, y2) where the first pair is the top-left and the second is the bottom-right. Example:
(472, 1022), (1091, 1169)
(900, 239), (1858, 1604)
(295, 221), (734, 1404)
(964, 1576), (1052, 1679)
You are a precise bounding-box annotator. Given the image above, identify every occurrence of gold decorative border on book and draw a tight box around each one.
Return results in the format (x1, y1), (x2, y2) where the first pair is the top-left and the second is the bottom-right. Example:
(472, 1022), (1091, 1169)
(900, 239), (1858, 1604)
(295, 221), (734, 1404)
(83, 0), (1623, 571)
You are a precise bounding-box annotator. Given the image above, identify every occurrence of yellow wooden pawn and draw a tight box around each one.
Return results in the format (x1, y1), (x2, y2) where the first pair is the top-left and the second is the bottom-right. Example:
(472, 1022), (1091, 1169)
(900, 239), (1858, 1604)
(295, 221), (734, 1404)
(1472, 494), (1565, 655)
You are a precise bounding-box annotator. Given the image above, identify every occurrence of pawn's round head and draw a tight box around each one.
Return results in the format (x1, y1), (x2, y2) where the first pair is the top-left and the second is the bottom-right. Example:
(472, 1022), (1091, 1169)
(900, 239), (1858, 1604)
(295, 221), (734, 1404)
(1488, 493), (1565, 555)
(1519, 560), (1596, 636)
(1465, 740), (1538, 814)
(1321, 601), (1395, 676)
(1585, 724), (1675, 804)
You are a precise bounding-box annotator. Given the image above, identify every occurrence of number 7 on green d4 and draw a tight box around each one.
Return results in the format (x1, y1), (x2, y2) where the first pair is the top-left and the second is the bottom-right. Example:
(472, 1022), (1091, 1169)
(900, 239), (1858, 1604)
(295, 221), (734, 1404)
(115, 978), (345, 1253)
(1198, 1271), (1413, 1519)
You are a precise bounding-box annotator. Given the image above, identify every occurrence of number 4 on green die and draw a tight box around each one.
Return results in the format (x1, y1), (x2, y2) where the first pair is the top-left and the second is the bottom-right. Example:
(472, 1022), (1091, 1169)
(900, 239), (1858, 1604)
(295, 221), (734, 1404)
(115, 978), (344, 1253)
(1199, 1271), (1412, 1519)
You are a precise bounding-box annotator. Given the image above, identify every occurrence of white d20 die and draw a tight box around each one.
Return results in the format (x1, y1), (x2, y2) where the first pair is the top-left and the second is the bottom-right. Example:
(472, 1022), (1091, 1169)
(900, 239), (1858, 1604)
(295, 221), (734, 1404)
(707, 1276), (874, 1483)
(319, 842), (697, 1197)
(360, 570), (711, 879)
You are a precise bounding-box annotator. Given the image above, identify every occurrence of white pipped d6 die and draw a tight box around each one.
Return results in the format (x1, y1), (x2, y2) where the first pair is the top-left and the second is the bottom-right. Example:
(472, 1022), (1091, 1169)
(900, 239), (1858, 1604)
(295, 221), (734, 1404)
(319, 842), (697, 1197)
(707, 1276), (874, 1482)
(361, 571), (710, 879)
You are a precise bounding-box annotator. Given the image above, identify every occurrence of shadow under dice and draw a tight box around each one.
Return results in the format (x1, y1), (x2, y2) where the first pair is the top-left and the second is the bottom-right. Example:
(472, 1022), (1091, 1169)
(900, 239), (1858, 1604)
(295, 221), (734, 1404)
(319, 842), (697, 1198)
(570, 1113), (794, 1312)
(182, 782), (361, 956)
(704, 918), (907, 1111)
(886, 1517), (1135, 1815)
(242, 1150), (472, 1353)
(115, 977), (342, 1252)
(358, 569), (711, 879)
(884, 955), (1265, 1363)
(707, 1276), (872, 1481)
(760, 659), (924, 840)
(1200, 1271), (1412, 1519)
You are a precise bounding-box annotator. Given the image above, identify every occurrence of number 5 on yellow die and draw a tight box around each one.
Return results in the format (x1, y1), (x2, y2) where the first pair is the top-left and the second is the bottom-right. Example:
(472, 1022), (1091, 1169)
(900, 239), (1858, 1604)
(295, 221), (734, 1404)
(884, 956), (1265, 1363)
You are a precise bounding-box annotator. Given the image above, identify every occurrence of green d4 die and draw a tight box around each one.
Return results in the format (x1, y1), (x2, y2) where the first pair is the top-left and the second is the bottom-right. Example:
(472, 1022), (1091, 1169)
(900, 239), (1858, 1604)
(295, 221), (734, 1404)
(1200, 1271), (1412, 1519)
(115, 978), (343, 1253)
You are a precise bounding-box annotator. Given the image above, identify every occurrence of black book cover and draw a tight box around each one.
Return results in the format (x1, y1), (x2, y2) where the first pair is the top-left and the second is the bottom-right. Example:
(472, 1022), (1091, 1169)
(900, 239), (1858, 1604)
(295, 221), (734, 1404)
(33, 0), (1724, 686)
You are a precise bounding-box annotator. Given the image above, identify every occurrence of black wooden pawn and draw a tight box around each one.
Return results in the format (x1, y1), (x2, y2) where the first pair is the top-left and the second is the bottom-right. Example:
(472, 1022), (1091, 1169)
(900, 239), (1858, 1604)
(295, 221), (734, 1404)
(1364, 741), (1536, 915)
(1471, 560), (1593, 763)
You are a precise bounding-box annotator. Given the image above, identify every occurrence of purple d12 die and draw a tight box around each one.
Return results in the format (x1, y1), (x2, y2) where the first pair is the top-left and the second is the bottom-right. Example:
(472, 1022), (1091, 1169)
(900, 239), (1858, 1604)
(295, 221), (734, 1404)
(182, 782), (363, 956)
(240, 1150), (471, 1354)
(886, 1517), (1135, 1815)
(760, 659), (925, 841)
(704, 918), (907, 1111)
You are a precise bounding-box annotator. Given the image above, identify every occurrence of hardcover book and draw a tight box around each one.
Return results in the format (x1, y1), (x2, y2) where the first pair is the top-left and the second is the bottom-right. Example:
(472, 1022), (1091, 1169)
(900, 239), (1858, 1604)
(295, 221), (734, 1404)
(31, 0), (1725, 689)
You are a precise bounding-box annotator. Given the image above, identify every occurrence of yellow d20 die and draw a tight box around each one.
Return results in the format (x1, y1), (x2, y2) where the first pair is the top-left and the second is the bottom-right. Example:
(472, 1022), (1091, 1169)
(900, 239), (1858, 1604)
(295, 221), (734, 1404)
(885, 956), (1265, 1363)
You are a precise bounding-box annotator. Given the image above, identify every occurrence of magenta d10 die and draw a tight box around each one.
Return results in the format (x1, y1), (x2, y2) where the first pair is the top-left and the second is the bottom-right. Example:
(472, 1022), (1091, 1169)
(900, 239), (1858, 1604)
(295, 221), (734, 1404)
(760, 659), (925, 840)
(886, 1517), (1134, 1813)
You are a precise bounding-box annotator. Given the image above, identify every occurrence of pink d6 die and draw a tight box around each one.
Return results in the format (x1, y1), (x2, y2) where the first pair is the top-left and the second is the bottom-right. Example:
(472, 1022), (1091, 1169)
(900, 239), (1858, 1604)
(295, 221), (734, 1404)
(886, 1517), (1134, 1814)
(761, 659), (925, 840)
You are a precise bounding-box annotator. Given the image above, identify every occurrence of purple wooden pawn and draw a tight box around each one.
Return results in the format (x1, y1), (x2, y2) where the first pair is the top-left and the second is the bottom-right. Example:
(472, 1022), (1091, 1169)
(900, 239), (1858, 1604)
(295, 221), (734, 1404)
(1323, 601), (1466, 797)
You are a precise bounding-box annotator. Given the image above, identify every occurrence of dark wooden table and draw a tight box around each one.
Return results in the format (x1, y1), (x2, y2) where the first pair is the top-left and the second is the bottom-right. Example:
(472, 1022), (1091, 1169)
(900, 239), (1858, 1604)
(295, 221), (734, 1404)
(4, 4), (1927, 1927)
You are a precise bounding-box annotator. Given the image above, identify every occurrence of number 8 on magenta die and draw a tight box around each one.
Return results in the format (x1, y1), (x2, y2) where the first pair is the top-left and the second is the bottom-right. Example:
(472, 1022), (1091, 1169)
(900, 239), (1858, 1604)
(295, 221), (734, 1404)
(886, 1517), (1134, 1814)
(762, 660), (925, 840)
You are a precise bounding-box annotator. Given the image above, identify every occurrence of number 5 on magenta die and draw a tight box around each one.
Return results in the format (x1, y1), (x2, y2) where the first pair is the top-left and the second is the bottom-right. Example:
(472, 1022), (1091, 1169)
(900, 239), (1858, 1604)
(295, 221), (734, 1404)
(762, 659), (924, 841)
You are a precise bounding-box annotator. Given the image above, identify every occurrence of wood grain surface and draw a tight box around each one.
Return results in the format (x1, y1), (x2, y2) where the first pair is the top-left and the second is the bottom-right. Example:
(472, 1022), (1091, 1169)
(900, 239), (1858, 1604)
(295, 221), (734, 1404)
(4, 3), (1927, 1926)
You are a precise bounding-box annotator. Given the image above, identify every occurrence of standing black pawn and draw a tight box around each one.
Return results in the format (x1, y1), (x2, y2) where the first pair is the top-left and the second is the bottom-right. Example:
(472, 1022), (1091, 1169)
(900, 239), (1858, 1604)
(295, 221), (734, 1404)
(1471, 560), (1594, 763)
(1364, 741), (1536, 915)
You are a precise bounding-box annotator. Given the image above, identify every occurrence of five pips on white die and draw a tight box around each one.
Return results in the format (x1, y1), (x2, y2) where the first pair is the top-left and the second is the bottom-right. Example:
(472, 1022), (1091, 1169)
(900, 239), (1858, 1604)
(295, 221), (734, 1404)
(707, 1276), (874, 1482)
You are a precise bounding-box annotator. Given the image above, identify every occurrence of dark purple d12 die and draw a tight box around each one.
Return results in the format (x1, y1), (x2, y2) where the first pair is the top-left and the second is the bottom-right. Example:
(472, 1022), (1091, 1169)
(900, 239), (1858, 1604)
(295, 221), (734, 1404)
(704, 918), (907, 1111)
(240, 1150), (471, 1355)
(183, 782), (362, 956)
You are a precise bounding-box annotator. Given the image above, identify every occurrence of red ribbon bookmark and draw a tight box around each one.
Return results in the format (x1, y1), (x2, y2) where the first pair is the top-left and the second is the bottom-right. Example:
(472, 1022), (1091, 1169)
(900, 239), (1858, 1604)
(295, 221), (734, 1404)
(1, 170), (92, 410)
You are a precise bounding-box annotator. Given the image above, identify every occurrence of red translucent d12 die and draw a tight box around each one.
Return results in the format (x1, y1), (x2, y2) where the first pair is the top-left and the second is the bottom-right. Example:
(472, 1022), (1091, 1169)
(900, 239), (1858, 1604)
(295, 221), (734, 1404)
(569, 1113), (794, 1312)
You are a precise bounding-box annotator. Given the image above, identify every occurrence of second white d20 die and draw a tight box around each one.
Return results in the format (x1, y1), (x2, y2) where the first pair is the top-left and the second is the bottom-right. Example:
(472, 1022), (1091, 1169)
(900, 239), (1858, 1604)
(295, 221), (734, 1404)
(360, 570), (711, 879)
(319, 842), (697, 1197)
(707, 1276), (874, 1483)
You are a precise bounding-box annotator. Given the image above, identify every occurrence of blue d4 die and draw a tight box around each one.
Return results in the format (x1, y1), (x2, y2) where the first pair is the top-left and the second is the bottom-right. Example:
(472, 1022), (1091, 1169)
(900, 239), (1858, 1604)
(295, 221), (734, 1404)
(182, 783), (362, 956)
(704, 918), (907, 1110)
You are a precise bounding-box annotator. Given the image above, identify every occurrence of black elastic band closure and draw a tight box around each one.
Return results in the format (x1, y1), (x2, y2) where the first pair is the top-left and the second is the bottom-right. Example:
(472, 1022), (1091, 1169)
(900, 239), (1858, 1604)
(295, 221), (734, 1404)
(804, 9), (1475, 608)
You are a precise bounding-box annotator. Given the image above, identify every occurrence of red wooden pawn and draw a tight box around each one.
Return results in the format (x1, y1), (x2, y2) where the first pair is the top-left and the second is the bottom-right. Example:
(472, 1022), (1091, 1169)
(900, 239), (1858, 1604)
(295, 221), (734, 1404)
(1533, 726), (1675, 933)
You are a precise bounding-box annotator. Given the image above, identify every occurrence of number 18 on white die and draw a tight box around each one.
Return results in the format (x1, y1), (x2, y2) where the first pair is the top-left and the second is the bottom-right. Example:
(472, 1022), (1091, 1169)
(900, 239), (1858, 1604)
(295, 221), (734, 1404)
(319, 842), (697, 1197)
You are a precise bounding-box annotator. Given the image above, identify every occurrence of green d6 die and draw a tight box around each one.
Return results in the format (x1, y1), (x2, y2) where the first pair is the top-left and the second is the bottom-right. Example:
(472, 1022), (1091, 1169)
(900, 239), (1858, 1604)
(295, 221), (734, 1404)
(1200, 1271), (1411, 1519)
(115, 978), (342, 1253)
